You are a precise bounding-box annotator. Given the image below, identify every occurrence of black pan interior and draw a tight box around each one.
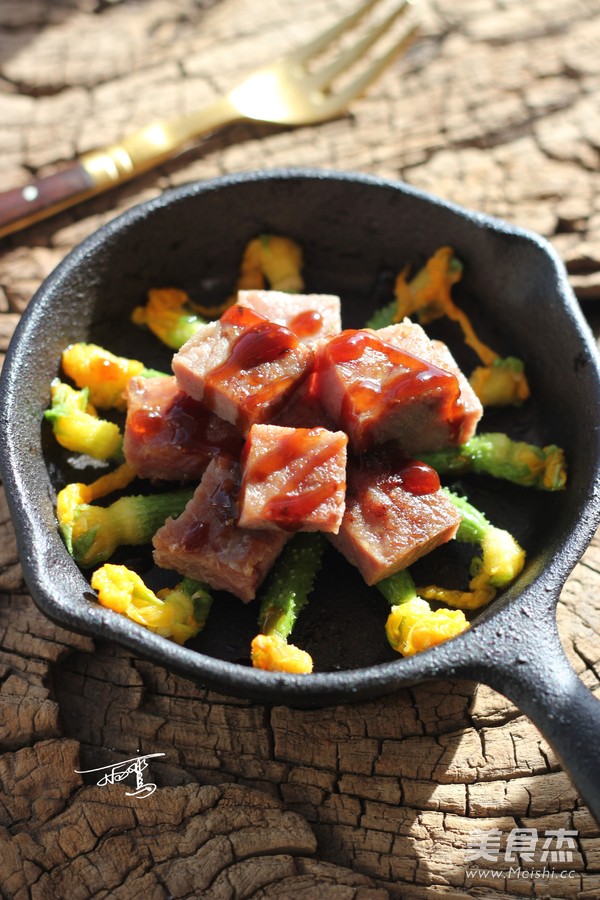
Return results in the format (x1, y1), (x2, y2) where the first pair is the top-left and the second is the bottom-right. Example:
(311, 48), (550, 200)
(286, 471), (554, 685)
(2, 170), (599, 699)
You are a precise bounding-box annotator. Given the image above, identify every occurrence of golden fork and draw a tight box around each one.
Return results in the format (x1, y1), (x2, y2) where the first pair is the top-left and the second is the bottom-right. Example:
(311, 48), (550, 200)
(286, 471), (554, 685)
(0, 0), (418, 239)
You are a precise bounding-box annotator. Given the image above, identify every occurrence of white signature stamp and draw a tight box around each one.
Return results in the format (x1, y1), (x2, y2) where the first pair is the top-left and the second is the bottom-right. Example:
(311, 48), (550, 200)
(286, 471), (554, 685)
(75, 752), (166, 798)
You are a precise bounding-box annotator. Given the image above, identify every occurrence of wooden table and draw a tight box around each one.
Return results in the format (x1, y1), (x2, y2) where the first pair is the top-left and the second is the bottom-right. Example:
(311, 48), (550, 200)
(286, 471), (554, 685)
(1, 1), (600, 896)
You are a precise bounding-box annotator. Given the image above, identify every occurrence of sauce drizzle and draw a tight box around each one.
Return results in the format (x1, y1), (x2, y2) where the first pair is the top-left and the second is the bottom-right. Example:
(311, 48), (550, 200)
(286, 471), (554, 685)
(204, 305), (307, 429)
(318, 329), (462, 445)
(245, 428), (345, 530)
(129, 390), (242, 458)
(358, 448), (441, 495)
(289, 309), (323, 339)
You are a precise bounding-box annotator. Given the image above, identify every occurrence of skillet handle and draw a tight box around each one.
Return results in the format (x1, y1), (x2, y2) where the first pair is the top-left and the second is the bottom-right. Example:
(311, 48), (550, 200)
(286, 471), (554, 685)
(458, 610), (600, 825)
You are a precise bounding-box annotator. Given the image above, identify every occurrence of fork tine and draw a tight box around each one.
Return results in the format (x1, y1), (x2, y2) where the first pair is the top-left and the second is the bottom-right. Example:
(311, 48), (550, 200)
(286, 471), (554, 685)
(310, 0), (412, 93)
(287, 0), (383, 65)
(331, 21), (419, 107)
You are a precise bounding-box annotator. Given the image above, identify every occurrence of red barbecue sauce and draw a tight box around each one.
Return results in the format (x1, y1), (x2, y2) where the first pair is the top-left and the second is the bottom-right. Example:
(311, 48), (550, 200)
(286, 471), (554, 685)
(388, 458), (440, 495)
(218, 305), (300, 367)
(244, 427), (345, 530)
(204, 305), (307, 429)
(318, 329), (462, 443)
(264, 483), (337, 529)
(359, 448), (440, 496)
(181, 519), (210, 551)
(182, 473), (240, 552)
(249, 427), (329, 481)
(289, 309), (323, 339)
(129, 390), (242, 458)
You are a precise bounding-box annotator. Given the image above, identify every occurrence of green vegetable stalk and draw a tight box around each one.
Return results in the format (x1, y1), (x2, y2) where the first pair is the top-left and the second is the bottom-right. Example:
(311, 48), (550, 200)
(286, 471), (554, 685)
(418, 488), (526, 610)
(365, 299), (397, 330)
(420, 432), (567, 491)
(251, 532), (325, 674)
(64, 489), (194, 568)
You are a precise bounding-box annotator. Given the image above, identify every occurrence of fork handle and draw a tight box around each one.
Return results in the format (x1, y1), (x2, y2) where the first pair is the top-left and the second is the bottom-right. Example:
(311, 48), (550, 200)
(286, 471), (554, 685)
(0, 96), (238, 240)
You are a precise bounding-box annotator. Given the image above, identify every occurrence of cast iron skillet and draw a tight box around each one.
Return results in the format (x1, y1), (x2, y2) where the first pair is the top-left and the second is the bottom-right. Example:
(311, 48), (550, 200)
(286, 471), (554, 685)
(1, 169), (600, 819)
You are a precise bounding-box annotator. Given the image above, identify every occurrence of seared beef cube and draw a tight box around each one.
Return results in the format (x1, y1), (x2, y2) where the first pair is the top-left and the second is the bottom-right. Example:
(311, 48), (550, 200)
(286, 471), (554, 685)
(377, 321), (482, 446)
(238, 289), (341, 346)
(172, 304), (314, 435)
(238, 424), (347, 534)
(273, 372), (335, 430)
(152, 454), (287, 602)
(123, 376), (243, 482)
(315, 322), (482, 454)
(328, 452), (461, 584)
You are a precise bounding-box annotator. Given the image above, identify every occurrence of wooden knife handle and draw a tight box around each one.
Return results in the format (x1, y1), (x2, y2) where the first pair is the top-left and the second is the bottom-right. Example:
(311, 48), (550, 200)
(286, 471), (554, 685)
(0, 163), (96, 239)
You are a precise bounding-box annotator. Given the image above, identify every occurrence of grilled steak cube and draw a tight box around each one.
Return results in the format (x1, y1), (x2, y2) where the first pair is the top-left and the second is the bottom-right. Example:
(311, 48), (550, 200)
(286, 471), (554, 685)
(315, 321), (482, 453)
(172, 304), (314, 435)
(328, 451), (461, 585)
(377, 321), (482, 446)
(152, 454), (287, 602)
(238, 289), (341, 346)
(123, 375), (243, 482)
(273, 372), (335, 430)
(238, 424), (348, 534)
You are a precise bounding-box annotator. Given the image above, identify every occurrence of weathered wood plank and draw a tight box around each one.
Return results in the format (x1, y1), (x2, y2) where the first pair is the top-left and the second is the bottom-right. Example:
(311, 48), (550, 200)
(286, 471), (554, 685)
(1, 0), (600, 896)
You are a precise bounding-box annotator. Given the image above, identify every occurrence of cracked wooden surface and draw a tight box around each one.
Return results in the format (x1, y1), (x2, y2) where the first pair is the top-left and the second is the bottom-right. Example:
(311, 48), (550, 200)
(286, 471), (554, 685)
(1, 0), (600, 897)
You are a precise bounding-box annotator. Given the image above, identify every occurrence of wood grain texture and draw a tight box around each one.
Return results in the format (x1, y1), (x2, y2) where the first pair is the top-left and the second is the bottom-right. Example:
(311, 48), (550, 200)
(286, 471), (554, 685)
(1, 0), (600, 897)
